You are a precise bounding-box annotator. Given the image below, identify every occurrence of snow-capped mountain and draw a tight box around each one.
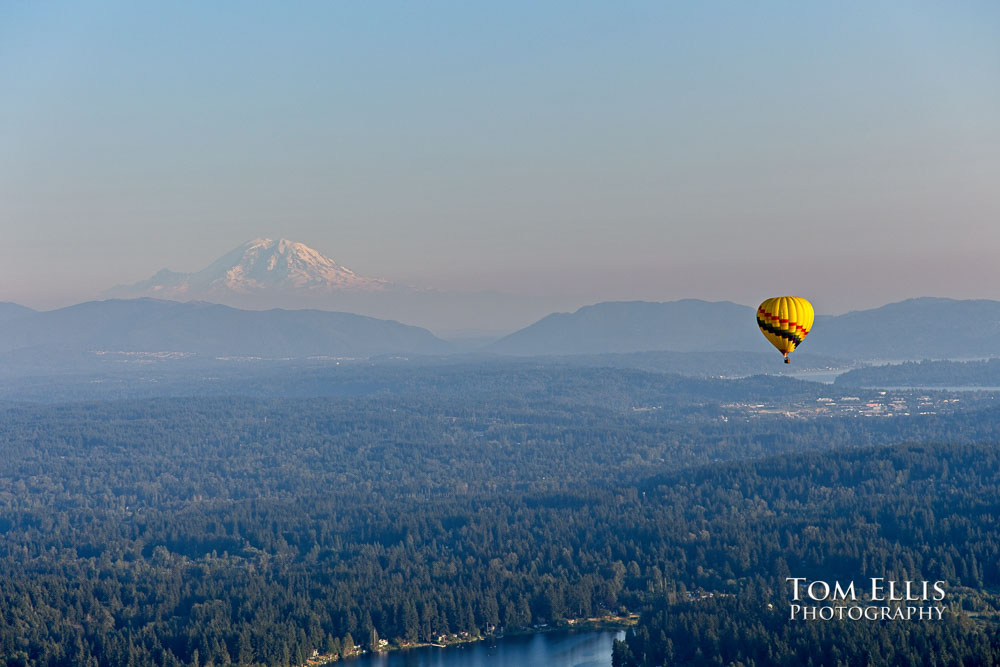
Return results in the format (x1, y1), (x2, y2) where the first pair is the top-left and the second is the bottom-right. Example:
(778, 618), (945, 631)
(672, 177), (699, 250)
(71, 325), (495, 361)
(107, 238), (388, 300)
(102, 237), (580, 334)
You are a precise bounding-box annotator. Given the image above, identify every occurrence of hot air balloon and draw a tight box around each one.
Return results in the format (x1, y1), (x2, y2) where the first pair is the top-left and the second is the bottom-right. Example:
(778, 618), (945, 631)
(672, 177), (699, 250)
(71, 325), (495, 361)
(756, 296), (814, 363)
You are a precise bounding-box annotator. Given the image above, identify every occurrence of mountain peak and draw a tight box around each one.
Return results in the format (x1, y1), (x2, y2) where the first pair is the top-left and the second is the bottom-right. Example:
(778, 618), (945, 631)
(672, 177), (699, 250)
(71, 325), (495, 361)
(105, 238), (388, 301)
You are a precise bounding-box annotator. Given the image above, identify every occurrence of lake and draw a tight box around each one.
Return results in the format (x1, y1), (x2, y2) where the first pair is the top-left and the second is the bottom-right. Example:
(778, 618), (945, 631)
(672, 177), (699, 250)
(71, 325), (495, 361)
(864, 385), (1000, 392)
(342, 630), (625, 667)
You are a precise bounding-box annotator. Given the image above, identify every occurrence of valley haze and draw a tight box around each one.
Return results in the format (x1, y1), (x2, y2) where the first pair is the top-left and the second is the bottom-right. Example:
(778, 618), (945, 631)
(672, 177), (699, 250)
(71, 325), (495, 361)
(5, 239), (999, 387)
(4, 290), (1000, 377)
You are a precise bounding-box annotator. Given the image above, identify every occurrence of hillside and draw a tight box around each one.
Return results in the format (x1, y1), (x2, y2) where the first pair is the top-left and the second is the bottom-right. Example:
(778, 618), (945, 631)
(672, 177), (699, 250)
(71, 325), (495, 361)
(0, 302), (35, 322)
(0, 299), (452, 364)
(491, 297), (1000, 361)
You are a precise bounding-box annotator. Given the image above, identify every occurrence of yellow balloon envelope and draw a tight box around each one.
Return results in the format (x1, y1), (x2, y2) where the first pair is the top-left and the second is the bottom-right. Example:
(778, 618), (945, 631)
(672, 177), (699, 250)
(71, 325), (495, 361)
(757, 296), (814, 363)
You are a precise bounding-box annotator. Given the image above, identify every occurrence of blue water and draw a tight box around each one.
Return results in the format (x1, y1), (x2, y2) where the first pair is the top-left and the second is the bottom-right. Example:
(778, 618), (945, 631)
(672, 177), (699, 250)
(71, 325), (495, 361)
(866, 386), (1000, 392)
(343, 630), (625, 667)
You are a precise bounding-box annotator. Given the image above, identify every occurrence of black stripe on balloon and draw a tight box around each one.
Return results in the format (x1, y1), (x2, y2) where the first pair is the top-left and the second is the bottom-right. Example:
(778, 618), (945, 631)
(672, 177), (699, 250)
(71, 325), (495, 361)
(756, 317), (803, 345)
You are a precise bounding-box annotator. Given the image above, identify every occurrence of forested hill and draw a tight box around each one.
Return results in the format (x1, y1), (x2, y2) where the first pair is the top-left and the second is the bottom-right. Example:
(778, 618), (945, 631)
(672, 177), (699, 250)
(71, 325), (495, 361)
(614, 440), (1000, 666)
(0, 357), (838, 404)
(836, 358), (1000, 387)
(3, 386), (1000, 665)
(0, 298), (451, 364)
(489, 300), (761, 355)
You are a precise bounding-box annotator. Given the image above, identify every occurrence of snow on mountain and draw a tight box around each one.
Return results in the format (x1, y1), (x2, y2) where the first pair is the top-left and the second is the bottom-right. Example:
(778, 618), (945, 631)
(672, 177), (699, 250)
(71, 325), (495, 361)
(107, 238), (388, 300)
(102, 238), (575, 333)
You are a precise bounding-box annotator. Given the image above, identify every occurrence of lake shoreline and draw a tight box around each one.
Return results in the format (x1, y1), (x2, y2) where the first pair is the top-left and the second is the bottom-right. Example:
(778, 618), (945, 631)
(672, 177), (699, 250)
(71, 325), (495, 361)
(308, 615), (636, 665)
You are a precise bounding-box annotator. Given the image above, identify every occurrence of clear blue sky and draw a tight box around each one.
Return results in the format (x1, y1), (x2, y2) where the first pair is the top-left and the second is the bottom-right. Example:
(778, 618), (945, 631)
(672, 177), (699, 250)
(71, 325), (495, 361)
(2, 1), (998, 313)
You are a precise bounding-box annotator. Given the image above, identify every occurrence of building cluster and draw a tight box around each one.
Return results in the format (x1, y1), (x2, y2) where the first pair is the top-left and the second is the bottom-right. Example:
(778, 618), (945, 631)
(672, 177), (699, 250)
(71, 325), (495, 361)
(722, 391), (976, 419)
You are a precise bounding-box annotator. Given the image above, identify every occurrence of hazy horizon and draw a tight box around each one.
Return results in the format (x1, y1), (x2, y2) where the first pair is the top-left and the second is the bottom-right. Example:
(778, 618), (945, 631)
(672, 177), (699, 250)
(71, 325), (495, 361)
(3, 2), (999, 314)
(1, 233), (999, 322)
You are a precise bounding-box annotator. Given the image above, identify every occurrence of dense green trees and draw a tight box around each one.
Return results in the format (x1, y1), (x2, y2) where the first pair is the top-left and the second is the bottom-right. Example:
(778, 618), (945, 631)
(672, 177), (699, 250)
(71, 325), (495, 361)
(614, 592), (1000, 666)
(836, 358), (1000, 388)
(0, 365), (999, 665)
(615, 441), (1000, 665)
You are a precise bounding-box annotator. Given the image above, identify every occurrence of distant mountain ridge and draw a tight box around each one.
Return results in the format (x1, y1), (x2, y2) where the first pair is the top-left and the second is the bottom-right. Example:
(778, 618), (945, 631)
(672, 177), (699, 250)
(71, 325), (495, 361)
(489, 300), (764, 355)
(0, 302), (35, 322)
(0, 298), (451, 362)
(804, 297), (1000, 360)
(490, 297), (1000, 361)
(3, 296), (1000, 377)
